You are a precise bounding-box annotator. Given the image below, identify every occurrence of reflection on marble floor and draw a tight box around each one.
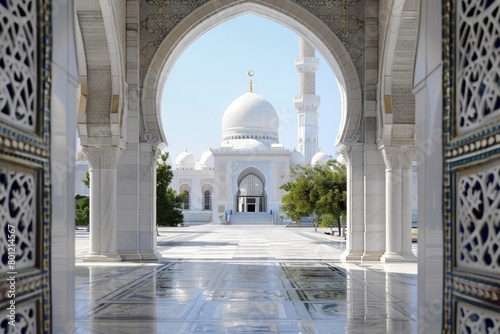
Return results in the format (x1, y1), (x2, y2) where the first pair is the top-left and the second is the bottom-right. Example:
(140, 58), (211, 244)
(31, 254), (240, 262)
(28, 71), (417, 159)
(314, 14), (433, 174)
(75, 225), (418, 333)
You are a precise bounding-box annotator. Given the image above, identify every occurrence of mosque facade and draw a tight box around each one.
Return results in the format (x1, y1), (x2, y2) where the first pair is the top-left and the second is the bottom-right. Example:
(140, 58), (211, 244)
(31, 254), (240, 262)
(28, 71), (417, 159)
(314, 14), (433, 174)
(171, 39), (333, 223)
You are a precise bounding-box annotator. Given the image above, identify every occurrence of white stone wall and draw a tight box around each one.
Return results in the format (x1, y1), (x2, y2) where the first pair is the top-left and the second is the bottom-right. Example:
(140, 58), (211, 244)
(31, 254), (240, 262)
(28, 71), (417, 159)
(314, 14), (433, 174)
(413, 0), (443, 331)
(172, 169), (215, 221)
(51, 1), (79, 331)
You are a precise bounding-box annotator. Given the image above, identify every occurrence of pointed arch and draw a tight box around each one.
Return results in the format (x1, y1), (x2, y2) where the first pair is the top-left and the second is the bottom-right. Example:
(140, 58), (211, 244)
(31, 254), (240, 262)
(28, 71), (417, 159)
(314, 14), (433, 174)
(142, 0), (362, 147)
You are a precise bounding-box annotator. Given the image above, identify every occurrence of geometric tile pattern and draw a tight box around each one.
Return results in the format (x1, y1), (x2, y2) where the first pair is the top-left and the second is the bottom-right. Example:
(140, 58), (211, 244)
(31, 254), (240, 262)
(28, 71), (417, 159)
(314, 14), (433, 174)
(443, 1), (500, 332)
(456, 0), (500, 133)
(0, 0), (52, 332)
(75, 225), (418, 333)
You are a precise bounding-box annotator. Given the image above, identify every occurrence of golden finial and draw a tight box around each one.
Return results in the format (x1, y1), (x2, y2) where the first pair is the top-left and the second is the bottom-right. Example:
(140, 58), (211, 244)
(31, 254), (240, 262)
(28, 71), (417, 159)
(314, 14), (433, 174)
(248, 70), (254, 92)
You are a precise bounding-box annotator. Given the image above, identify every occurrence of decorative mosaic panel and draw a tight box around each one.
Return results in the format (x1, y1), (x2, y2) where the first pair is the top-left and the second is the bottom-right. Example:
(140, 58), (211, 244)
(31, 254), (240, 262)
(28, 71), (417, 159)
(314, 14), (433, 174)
(183, 212), (212, 222)
(457, 163), (500, 275)
(456, 0), (500, 133)
(457, 302), (500, 333)
(0, 166), (37, 271)
(0, 0), (37, 131)
(443, 0), (500, 332)
(0, 300), (38, 332)
(292, 0), (363, 65)
(216, 162), (227, 200)
(299, 73), (316, 95)
(140, 0), (364, 76)
(0, 0), (52, 332)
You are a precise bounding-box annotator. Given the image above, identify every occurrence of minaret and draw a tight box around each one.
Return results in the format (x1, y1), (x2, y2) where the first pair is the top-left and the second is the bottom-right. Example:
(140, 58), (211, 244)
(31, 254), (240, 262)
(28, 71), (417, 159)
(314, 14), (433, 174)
(294, 37), (320, 164)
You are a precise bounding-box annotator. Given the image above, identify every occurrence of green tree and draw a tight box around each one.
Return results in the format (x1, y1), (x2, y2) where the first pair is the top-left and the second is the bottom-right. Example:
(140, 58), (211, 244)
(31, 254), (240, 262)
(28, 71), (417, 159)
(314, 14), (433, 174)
(280, 160), (347, 234)
(82, 171), (90, 188)
(75, 196), (89, 226)
(75, 172), (90, 227)
(156, 153), (185, 226)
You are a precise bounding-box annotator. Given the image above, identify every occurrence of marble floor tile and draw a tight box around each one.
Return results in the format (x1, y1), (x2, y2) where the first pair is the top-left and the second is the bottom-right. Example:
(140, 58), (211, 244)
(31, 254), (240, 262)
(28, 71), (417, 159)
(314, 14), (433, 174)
(75, 225), (418, 333)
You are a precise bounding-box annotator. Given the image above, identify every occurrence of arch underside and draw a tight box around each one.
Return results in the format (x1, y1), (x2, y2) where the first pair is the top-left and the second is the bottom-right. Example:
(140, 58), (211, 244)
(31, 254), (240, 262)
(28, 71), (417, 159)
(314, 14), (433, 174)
(378, 0), (420, 146)
(141, 0), (364, 148)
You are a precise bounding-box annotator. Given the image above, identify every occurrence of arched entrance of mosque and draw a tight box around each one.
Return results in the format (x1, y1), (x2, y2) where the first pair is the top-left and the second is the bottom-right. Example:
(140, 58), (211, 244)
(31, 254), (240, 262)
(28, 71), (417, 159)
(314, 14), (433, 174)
(236, 168), (267, 213)
(143, 0), (364, 247)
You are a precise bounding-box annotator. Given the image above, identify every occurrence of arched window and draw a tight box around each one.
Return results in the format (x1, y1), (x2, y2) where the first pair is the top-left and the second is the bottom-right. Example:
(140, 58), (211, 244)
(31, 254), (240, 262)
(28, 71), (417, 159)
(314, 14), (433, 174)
(201, 184), (213, 210)
(180, 184), (191, 210)
(239, 174), (264, 196)
(183, 191), (190, 210)
(203, 190), (212, 210)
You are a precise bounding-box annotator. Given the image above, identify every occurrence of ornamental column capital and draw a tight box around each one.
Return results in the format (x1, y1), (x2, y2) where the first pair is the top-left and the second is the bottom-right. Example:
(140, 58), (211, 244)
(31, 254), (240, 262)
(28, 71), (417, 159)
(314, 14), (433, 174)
(381, 146), (415, 170)
(83, 146), (123, 169)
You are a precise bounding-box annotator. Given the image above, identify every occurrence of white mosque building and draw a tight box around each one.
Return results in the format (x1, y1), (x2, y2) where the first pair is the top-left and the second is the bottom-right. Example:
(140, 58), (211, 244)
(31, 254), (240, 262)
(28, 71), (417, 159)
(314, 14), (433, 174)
(171, 39), (329, 224)
(171, 90), (331, 223)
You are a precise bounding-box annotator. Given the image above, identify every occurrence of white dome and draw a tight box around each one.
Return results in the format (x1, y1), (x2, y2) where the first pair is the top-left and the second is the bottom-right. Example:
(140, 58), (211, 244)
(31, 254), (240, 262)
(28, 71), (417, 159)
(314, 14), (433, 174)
(233, 139), (268, 150)
(336, 153), (346, 165)
(311, 151), (331, 166)
(175, 150), (195, 169)
(199, 149), (214, 169)
(290, 151), (305, 167)
(221, 92), (279, 146)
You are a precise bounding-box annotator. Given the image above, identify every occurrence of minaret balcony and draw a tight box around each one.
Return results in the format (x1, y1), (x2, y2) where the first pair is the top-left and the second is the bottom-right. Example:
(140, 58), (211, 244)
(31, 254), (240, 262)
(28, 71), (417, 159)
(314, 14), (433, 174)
(294, 94), (321, 111)
(294, 57), (320, 72)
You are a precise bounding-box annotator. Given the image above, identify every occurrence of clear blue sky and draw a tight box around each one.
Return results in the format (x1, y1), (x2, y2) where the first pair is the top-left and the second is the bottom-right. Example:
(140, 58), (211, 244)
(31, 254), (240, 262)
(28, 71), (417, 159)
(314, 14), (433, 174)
(161, 14), (341, 167)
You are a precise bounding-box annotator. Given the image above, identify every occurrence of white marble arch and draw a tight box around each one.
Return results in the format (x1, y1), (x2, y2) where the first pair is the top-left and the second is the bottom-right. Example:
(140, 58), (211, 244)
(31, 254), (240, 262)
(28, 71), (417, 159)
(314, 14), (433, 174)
(378, 0), (420, 145)
(141, 0), (362, 148)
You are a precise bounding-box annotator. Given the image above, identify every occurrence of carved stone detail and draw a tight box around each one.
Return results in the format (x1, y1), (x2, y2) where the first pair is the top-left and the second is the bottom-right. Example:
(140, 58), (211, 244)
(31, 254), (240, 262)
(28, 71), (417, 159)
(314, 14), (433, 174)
(216, 162), (227, 200)
(291, 0), (363, 65)
(0, 0), (37, 131)
(457, 162), (500, 274)
(183, 212), (212, 222)
(0, 166), (36, 271)
(140, 0), (364, 74)
(456, 0), (500, 133)
(457, 301), (500, 333)
(381, 146), (415, 170)
(84, 146), (123, 169)
(0, 300), (37, 332)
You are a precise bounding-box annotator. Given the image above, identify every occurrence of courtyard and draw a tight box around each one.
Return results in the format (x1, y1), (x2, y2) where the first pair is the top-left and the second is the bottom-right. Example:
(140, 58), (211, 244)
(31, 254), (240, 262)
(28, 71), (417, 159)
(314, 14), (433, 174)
(74, 225), (418, 333)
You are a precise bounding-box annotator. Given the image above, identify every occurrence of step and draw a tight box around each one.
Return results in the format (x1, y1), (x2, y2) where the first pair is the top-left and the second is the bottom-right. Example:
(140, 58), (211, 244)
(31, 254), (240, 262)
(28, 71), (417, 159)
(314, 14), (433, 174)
(229, 213), (273, 225)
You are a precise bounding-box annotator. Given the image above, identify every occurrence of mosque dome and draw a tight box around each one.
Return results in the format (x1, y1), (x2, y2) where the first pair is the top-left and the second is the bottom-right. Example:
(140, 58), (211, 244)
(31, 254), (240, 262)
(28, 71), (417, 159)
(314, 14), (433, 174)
(336, 153), (346, 165)
(199, 149), (214, 169)
(233, 139), (268, 150)
(311, 151), (331, 166)
(175, 150), (195, 169)
(221, 92), (279, 147)
(290, 150), (305, 167)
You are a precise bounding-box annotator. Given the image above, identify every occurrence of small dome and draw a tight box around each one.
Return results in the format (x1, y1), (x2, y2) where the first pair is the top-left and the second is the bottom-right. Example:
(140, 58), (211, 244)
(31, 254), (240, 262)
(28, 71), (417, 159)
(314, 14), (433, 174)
(290, 151), (305, 167)
(175, 150), (195, 169)
(233, 139), (268, 150)
(76, 148), (87, 161)
(221, 92), (279, 146)
(336, 153), (346, 165)
(199, 149), (214, 169)
(311, 151), (331, 166)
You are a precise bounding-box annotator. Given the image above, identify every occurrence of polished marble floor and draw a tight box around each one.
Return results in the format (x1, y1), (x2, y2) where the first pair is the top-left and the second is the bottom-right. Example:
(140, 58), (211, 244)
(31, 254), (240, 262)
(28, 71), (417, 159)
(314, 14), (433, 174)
(75, 225), (418, 333)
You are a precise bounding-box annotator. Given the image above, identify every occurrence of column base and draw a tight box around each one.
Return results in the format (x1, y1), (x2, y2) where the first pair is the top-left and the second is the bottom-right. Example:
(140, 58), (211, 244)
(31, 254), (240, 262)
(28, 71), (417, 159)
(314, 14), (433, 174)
(83, 252), (123, 262)
(380, 252), (417, 262)
(340, 250), (363, 262)
(118, 250), (160, 262)
(361, 252), (385, 261)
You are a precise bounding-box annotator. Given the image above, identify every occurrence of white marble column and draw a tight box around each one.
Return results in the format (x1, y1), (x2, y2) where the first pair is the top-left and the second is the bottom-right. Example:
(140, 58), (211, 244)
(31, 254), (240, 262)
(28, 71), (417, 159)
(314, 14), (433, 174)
(380, 146), (417, 262)
(362, 144), (386, 261)
(83, 146), (123, 261)
(116, 143), (160, 261)
(340, 146), (365, 261)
